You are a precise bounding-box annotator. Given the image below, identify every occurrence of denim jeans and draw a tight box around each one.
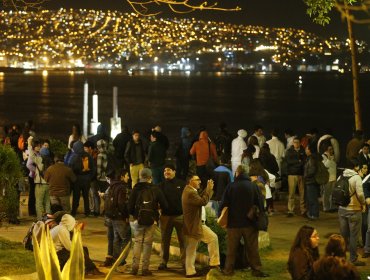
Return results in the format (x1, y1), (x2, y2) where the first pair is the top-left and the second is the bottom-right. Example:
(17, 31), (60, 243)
(306, 183), (320, 218)
(130, 220), (156, 271)
(88, 180), (100, 214)
(35, 184), (51, 220)
(105, 217), (114, 257)
(112, 219), (131, 260)
(338, 208), (362, 262)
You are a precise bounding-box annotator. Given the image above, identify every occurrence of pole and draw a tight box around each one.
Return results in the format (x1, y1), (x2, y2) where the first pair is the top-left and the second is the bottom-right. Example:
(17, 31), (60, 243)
(83, 81), (88, 137)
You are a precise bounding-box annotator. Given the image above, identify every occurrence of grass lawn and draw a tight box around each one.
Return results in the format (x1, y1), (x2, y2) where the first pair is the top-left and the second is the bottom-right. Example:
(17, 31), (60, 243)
(0, 237), (35, 277)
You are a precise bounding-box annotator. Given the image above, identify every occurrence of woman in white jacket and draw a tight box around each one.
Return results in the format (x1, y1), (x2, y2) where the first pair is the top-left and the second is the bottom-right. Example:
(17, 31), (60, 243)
(231, 129), (247, 175)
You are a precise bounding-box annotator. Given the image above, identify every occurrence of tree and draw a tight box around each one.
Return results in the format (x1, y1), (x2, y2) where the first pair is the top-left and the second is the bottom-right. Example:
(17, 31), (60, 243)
(304, 0), (370, 130)
(2, 0), (240, 14)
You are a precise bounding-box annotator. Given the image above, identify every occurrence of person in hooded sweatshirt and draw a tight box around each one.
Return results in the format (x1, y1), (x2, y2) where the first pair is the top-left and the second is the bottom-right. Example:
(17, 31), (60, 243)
(190, 130), (218, 187)
(338, 159), (366, 266)
(175, 127), (192, 180)
(50, 214), (103, 275)
(94, 139), (109, 216)
(231, 129), (248, 175)
(88, 124), (111, 147)
(68, 141), (95, 217)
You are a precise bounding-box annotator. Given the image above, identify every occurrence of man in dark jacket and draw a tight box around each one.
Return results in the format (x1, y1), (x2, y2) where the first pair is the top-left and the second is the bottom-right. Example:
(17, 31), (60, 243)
(124, 131), (146, 187)
(104, 169), (131, 266)
(148, 131), (166, 184)
(128, 168), (168, 276)
(157, 164), (186, 270)
(285, 137), (306, 217)
(113, 126), (131, 169)
(304, 144), (320, 220)
(68, 141), (95, 217)
(219, 165), (269, 278)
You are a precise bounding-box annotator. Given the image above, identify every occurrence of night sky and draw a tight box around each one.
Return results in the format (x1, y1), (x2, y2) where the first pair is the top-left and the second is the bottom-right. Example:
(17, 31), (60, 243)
(42, 0), (368, 40)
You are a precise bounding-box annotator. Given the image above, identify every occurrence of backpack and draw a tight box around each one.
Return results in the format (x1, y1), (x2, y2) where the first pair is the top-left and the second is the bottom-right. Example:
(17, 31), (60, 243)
(135, 188), (157, 226)
(22, 221), (44, 251)
(332, 175), (355, 207)
(314, 160), (329, 185)
(104, 184), (127, 219)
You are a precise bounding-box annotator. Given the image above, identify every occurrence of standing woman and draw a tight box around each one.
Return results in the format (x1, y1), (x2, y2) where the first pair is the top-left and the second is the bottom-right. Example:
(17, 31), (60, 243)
(68, 124), (86, 149)
(288, 225), (320, 280)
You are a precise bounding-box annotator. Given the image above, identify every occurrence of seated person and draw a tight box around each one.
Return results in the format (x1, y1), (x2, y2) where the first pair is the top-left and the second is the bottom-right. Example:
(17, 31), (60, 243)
(50, 214), (103, 275)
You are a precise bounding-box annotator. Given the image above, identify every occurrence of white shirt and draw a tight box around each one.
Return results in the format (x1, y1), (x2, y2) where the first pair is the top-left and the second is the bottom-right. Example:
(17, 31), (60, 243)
(231, 136), (247, 163)
(266, 136), (285, 162)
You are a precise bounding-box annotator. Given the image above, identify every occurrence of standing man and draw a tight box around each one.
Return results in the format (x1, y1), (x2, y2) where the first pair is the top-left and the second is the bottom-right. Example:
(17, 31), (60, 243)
(322, 145), (337, 212)
(338, 159), (366, 266)
(158, 164), (186, 270)
(266, 129), (285, 173)
(285, 137), (306, 217)
(128, 168), (168, 276)
(27, 139), (51, 220)
(148, 131), (166, 184)
(125, 130), (146, 187)
(182, 175), (220, 277)
(358, 143), (370, 168)
(220, 165), (269, 277)
(346, 130), (364, 166)
(69, 141), (95, 217)
(190, 131), (218, 185)
(249, 125), (266, 148)
(44, 153), (76, 211)
(231, 129), (248, 175)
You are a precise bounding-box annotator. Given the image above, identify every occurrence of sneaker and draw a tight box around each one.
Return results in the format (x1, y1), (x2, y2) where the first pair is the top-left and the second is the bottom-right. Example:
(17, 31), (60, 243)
(158, 263), (167, 270)
(142, 269), (153, 276)
(99, 256), (115, 267)
(362, 252), (370, 258)
(186, 272), (202, 278)
(286, 212), (294, 217)
(251, 270), (270, 277)
(351, 260), (366, 266)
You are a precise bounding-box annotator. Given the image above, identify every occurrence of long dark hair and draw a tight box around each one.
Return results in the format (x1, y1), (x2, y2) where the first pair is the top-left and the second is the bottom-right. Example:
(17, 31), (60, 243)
(288, 225), (320, 271)
(325, 234), (346, 258)
(249, 158), (269, 183)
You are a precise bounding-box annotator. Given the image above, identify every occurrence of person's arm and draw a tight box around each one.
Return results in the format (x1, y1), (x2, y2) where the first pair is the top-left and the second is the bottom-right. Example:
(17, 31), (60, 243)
(186, 181), (214, 207)
(44, 166), (51, 183)
(124, 142), (132, 164)
(68, 167), (77, 183)
(58, 228), (72, 251)
(127, 188), (137, 216)
(156, 187), (169, 211)
(355, 175), (366, 205)
(96, 154), (103, 179)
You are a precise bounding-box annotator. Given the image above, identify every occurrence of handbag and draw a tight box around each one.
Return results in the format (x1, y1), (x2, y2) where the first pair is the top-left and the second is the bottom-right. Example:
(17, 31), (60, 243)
(217, 207), (228, 229)
(247, 205), (268, 232)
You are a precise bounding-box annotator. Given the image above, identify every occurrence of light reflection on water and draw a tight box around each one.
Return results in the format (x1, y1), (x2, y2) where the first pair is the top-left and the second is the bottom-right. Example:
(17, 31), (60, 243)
(0, 70), (368, 146)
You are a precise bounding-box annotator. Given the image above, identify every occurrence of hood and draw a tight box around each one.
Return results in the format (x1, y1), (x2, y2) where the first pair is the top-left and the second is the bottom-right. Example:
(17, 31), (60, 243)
(199, 131), (209, 141)
(181, 127), (190, 138)
(97, 139), (107, 153)
(60, 214), (76, 231)
(40, 147), (50, 157)
(343, 169), (359, 177)
(72, 141), (84, 155)
(97, 124), (107, 136)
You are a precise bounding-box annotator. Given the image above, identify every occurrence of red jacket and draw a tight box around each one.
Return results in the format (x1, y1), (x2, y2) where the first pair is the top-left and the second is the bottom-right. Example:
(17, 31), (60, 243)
(190, 131), (217, 166)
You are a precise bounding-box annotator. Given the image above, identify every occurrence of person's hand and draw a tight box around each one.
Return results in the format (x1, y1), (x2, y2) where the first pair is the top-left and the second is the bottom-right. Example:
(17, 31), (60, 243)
(206, 179), (214, 191)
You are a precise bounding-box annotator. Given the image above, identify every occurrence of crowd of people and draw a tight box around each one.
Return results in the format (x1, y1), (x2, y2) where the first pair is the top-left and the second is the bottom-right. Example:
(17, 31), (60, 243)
(1, 120), (370, 278)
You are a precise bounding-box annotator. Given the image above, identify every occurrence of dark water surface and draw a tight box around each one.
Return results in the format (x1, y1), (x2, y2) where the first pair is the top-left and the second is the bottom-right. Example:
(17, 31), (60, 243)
(0, 71), (369, 148)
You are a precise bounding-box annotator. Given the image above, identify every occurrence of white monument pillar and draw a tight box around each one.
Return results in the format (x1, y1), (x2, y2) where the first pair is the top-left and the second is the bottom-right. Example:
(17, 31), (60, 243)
(110, 86), (121, 139)
(90, 90), (100, 135)
(83, 81), (88, 137)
